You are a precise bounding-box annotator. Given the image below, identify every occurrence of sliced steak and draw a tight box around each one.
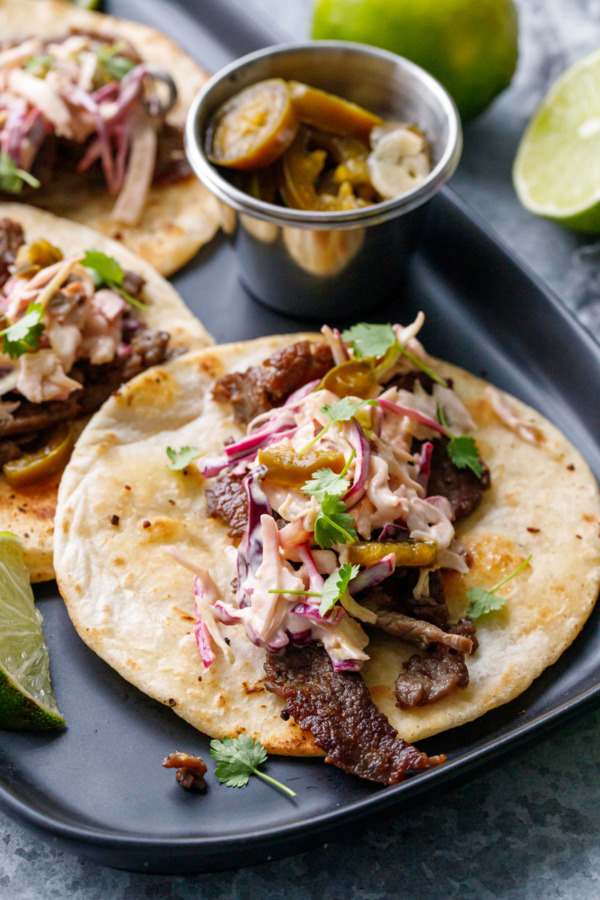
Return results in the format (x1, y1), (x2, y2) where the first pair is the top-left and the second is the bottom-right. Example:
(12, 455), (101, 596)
(424, 436), (490, 520)
(357, 568), (450, 630)
(121, 329), (169, 382)
(0, 218), (25, 289)
(264, 644), (444, 784)
(212, 341), (334, 425)
(395, 647), (470, 709)
(363, 603), (474, 654)
(205, 468), (247, 540)
(0, 327), (170, 443)
(384, 369), (436, 394)
(122, 270), (146, 299)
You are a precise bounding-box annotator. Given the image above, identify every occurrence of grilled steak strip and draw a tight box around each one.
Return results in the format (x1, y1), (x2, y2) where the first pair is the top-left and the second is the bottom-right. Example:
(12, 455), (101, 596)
(363, 601), (474, 653)
(357, 568), (450, 629)
(0, 328), (169, 447)
(205, 468), (248, 540)
(0, 218), (25, 289)
(395, 648), (470, 709)
(264, 644), (444, 784)
(421, 436), (491, 520)
(212, 340), (334, 425)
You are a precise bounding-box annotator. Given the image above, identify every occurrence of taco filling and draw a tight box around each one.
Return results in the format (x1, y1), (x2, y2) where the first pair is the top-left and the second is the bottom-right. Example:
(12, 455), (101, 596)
(171, 317), (493, 783)
(0, 31), (189, 225)
(0, 216), (171, 483)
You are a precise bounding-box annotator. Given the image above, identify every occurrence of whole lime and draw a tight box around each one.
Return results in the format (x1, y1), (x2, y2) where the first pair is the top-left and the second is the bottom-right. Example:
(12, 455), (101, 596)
(311, 0), (519, 121)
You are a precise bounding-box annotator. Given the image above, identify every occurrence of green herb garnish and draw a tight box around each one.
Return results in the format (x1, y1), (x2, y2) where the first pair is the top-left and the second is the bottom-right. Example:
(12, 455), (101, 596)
(438, 407), (484, 478)
(23, 55), (54, 77)
(81, 249), (146, 311)
(0, 303), (44, 358)
(342, 322), (447, 387)
(166, 446), (201, 471)
(313, 493), (358, 550)
(97, 43), (136, 80)
(0, 152), (41, 194)
(466, 555), (532, 619)
(210, 734), (296, 797)
(298, 397), (373, 455)
(319, 562), (360, 616)
(303, 467), (349, 502)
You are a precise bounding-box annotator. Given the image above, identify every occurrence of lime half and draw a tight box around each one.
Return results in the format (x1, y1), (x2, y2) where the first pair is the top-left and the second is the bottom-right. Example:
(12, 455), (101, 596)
(514, 47), (600, 232)
(0, 532), (65, 730)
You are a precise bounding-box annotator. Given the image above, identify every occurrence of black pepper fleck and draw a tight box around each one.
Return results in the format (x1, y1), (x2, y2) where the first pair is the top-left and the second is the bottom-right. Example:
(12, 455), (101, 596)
(111, 515), (120, 526)
(143, 520), (151, 529)
(168, 698), (177, 707)
(567, 464), (575, 471)
(224, 637), (231, 646)
(527, 527), (541, 534)
(280, 710), (290, 721)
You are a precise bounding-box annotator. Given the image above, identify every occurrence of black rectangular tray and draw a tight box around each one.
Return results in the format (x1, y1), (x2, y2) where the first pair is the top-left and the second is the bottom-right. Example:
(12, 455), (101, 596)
(2, 0), (600, 875)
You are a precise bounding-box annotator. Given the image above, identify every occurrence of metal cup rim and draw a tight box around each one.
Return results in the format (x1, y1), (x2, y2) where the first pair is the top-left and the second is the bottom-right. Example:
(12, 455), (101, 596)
(185, 40), (462, 230)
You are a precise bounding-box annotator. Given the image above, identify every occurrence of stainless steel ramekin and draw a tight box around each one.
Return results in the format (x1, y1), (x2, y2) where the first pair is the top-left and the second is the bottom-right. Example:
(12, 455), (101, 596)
(185, 41), (462, 320)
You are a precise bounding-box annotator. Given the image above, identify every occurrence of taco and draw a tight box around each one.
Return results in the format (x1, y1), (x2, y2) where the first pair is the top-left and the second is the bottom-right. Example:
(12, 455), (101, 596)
(0, 0), (221, 275)
(0, 202), (212, 581)
(53, 321), (600, 783)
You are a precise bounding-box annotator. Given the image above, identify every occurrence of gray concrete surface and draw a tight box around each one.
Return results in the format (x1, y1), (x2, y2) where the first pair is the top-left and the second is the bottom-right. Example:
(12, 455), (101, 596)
(3, 0), (600, 896)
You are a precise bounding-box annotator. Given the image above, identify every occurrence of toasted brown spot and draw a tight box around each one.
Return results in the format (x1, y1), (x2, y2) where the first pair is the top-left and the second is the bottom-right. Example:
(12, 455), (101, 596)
(113, 557), (126, 566)
(527, 527), (541, 534)
(567, 464), (575, 471)
(110, 514), (120, 526)
(242, 680), (266, 695)
(143, 520), (151, 529)
(168, 698), (177, 707)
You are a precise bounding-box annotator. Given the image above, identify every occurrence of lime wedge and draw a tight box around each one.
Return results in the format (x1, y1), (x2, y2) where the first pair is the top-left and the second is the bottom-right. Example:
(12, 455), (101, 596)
(514, 47), (600, 232)
(0, 532), (65, 730)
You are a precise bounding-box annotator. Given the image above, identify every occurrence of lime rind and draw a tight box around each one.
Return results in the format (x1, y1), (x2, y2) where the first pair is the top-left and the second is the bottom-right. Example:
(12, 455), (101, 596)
(514, 46), (600, 229)
(0, 535), (65, 730)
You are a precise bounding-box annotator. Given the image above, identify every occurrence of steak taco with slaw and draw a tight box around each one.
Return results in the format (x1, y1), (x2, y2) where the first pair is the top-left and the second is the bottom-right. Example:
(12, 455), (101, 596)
(0, 202), (212, 581)
(0, 0), (220, 275)
(54, 319), (600, 783)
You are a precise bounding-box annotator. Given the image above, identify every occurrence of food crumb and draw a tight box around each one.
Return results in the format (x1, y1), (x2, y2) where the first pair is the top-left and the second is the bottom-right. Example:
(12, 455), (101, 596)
(124, 485), (131, 491)
(527, 527), (541, 534)
(143, 520), (151, 529)
(198, 676), (202, 682)
(110, 514), (120, 526)
(280, 710), (290, 721)
(576, 534), (582, 540)
(169, 499), (176, 505)
(168, 698), (177, 707)
(567, 464), (575, 471)
(162, 751), (207, 791)
(224, 637), (231, 645)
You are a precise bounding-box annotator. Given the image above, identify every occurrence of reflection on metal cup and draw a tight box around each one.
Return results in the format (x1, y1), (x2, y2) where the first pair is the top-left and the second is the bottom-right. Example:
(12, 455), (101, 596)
(185, 42), (462, 320)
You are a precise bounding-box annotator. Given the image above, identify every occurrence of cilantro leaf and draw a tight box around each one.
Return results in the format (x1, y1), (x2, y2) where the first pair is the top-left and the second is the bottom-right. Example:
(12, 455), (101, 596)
(210, 734), (296, 797)
(0, 303), (45, 358)
(314, 493), (358, 550)
(23, 54), (54, 77)
(447, 434), (484, 478)
(81, 249), (147, 311)
(303, 467), (349, 502)
(321, 396), (368, 424)
(341, 322), (397, 360)
(438, 406), (484, 478)
(97, 43), (136, 81)
(0, 152), (41, 194)
(319, 562), (360, 616)
(466, 555), (532, 619)
(166, 446), (201, 471)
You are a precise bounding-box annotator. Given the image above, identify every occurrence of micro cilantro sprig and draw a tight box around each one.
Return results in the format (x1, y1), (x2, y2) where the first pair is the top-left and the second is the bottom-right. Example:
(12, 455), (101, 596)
(267, 562), (360, 617)
(97, 43), (136, 81)
(298, 397), (374, 456)
(301, 453), (358, 549)
(166, 446), (202, 471)
(302, 449), (355, 502)
(0, 152), (41, 195)
(341, 322), (447, 387)
(437, 407), (484, 478)
(82, 249), (147, 311)
(210, 734), (296, 798)
(466, 555), (532, 619)
(0, 303), (45, 358)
